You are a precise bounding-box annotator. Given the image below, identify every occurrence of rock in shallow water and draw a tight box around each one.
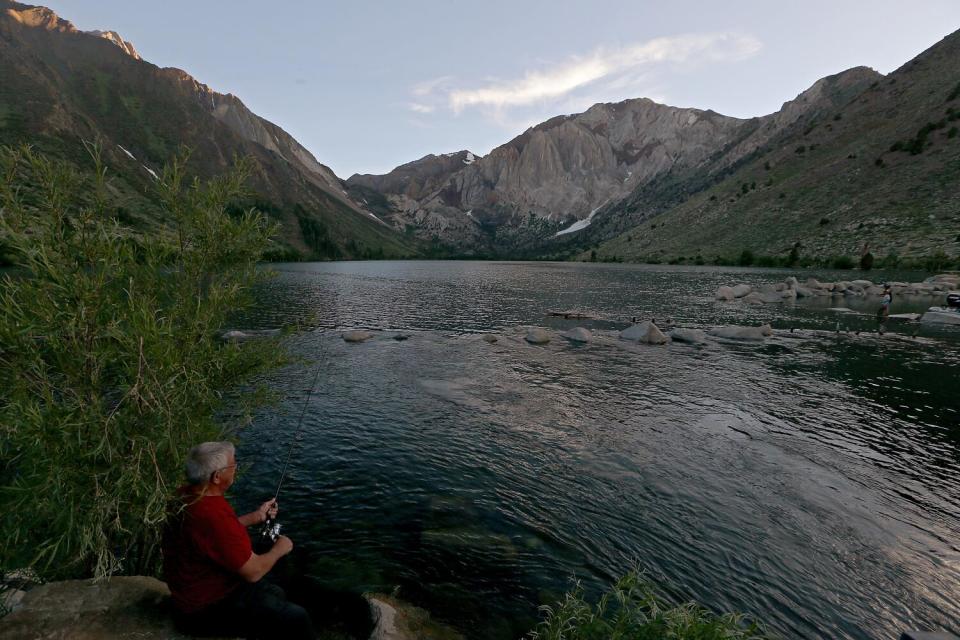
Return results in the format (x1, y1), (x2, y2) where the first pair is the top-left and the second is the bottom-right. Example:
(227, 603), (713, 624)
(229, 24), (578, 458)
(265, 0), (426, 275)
(708, 324), (772, 341)
(342, 330), (374, 343)
(524, 328), (551, 344)
(619, 321), (669, 344)
(561, 327), (592, 343)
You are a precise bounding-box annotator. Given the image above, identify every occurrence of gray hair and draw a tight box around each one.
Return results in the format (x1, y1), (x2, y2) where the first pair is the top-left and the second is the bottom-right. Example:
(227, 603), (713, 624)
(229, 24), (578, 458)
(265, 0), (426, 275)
(184, 441), (235, 485)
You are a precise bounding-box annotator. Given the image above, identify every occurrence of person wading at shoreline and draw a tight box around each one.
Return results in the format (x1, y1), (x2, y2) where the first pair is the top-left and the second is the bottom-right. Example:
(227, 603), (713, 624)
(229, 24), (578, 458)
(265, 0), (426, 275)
(877, 283), (893, 335)
(162, 441), (316, 640)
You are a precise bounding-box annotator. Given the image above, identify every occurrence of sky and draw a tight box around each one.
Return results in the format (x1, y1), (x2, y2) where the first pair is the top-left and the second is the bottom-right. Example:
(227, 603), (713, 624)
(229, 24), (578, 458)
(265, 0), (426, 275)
(39, 1), (960, 178)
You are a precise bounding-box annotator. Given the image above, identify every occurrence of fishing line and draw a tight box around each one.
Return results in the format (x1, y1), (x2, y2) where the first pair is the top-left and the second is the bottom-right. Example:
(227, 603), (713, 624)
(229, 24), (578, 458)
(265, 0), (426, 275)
(260, 334), (326, 541)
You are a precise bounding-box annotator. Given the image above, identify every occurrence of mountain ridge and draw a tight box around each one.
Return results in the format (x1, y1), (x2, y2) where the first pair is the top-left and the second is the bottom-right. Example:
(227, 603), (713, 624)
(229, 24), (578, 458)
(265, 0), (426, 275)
(353, 66), (882, 255)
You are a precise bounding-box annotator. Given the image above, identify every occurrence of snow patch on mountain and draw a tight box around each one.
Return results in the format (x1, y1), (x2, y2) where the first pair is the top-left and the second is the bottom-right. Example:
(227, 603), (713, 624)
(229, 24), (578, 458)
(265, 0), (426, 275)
(555, 204), (604, 236)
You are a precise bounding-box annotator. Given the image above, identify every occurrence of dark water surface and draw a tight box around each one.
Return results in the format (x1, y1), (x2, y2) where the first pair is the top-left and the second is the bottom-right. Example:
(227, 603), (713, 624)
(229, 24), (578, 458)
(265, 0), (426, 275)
(230, 261), (960, 640)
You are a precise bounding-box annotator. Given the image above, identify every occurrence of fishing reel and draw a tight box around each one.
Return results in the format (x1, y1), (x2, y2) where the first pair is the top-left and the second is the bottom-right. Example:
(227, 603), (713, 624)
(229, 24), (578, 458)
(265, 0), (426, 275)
(260, 517), (282, 542)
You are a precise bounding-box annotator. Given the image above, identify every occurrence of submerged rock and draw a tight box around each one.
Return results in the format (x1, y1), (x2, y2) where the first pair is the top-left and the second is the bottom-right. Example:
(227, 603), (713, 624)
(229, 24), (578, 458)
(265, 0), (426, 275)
(708, 325), (772, 342)
(481, 334), (498, 343)
(669, 328), (707, 344)
(731, 284), (752, 298)
(524, 328), (551, 344)
(561, 327), (592, 343)
(619, 321), (669, 344)
(342, 330), (374, 343)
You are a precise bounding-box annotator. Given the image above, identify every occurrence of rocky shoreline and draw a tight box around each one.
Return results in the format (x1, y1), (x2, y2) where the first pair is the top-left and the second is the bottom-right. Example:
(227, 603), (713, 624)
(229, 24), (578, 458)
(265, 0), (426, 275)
(715, 274), (959, 304)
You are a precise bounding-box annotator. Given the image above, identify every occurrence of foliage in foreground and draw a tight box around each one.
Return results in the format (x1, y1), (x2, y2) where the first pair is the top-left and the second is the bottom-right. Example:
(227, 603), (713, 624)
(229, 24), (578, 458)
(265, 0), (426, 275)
(0, 144), (286, 581)
(528, 571), (771, 640)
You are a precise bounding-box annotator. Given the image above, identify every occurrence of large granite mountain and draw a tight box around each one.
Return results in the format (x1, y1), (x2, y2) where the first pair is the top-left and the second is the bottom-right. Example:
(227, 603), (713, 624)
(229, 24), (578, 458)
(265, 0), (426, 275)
(349, 65), (882, 256)
(0, 1), (415, 260)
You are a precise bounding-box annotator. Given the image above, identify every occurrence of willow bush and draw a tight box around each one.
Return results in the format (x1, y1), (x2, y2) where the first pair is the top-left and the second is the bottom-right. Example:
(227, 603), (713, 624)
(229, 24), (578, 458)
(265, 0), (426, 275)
(528, 570), (771, 640)
(0, 144), (286, 582)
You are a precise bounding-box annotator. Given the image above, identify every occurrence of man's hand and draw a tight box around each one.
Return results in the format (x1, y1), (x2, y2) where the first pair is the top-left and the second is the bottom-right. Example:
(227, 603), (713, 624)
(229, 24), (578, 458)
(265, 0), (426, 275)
(238, 498), (279, 527)
(273, 535), (293, 556)
(255, 498), (279, 524)
(238, 535), (294, 583)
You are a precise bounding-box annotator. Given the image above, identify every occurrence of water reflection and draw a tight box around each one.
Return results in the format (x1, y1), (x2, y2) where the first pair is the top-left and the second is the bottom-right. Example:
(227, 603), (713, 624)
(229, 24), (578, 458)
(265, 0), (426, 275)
(231, 262), (960, 640)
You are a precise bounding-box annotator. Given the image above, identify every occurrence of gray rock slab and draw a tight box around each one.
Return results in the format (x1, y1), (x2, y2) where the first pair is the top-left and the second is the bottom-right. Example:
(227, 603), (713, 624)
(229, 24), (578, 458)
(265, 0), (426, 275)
(0, 577), (228, 640)
(708, 325), (771, 342)
(0, 577), (429, 640)
(561, 327), (592, 343)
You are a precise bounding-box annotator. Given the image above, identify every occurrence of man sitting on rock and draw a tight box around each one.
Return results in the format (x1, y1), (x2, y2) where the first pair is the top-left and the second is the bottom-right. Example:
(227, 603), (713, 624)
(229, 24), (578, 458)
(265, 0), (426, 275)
(162, 441), (315, 639)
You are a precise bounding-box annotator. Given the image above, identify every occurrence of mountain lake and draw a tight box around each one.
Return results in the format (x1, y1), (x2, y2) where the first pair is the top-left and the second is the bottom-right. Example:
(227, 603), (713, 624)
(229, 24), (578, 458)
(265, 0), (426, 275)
(228, 260), (960, 640)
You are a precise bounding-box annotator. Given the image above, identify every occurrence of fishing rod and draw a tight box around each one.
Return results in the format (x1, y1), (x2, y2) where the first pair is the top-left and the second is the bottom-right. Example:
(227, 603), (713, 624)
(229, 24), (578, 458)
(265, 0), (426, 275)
(259, 338), (326, 542)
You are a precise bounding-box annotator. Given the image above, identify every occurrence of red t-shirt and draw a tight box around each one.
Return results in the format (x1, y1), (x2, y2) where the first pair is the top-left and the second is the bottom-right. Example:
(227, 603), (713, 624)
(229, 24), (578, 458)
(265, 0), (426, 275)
(162, 489), (253, 613)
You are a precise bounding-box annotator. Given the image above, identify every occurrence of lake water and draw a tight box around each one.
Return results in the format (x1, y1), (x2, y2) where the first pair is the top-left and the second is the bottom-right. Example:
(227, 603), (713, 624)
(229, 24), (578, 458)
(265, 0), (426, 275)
(230, 261), (960, 639)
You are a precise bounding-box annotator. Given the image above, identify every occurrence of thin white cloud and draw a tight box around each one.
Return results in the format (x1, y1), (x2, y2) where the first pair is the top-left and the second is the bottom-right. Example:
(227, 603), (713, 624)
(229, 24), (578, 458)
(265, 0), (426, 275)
(408, 103), (435, 114)
(423, 33), (760, 114)
(411, 75), (455, 97)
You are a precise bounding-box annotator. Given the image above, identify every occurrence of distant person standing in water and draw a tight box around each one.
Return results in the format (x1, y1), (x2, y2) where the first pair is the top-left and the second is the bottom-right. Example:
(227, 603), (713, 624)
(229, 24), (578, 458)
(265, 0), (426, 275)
(877, 284), (893, 335)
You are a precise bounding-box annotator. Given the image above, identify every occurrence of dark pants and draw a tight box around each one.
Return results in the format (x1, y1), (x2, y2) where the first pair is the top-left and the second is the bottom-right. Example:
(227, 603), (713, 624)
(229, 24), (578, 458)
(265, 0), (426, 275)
(175, 580), (315, 640)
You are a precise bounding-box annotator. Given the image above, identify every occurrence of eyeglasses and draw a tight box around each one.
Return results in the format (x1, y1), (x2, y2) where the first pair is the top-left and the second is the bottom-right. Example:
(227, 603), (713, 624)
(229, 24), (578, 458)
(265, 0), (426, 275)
(212, 460), (249, 479)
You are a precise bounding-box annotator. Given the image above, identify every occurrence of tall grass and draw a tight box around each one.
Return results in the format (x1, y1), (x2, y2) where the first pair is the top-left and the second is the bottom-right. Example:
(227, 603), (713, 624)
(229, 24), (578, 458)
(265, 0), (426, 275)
(0, 144), (286, 582)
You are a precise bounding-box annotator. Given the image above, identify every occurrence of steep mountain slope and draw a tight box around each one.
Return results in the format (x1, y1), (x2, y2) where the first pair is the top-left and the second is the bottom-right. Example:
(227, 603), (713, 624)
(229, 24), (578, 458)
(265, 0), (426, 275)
(594, 30), (960, 264)
(0, 1), (416, 260)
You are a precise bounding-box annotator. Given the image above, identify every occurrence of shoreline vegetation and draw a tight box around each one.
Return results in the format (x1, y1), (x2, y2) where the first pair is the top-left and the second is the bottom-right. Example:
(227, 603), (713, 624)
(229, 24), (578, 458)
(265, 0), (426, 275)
(0, 146), (778, 638)
(0, 144), (286, 583)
